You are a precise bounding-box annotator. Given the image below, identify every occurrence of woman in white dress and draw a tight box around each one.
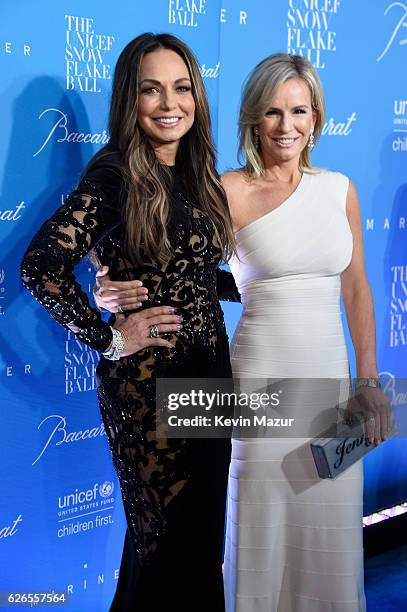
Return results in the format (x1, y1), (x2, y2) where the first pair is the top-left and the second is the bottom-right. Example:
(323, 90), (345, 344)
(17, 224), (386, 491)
(92, 52), (391, 612)
(221, 53), (390, 612)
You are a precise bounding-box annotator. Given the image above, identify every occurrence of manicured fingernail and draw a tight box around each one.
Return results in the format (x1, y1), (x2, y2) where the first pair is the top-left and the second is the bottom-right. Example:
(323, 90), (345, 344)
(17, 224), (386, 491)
(168, 307), (175, 314)
(178, 324), (183, 330)
(177, 315), (183, 322)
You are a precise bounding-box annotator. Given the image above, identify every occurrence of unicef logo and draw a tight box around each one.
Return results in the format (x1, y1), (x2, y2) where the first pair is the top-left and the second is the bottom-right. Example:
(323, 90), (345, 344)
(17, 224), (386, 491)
(99, 481), (114, 498)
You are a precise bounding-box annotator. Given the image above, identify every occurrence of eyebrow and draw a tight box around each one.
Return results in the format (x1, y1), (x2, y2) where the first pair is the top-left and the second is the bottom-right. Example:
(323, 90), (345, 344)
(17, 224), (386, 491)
(139, 77), (191, 85)
(268, 104), (310, 110)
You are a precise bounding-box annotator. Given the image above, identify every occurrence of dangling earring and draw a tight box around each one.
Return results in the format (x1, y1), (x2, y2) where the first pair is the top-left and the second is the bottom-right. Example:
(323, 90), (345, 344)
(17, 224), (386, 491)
(308, 130), (315, 151)
(254, 127), (260, 150)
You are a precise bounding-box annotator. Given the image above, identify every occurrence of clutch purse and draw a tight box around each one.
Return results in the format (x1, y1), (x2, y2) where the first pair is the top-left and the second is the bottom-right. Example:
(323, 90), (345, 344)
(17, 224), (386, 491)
(311, 412), (396, 479)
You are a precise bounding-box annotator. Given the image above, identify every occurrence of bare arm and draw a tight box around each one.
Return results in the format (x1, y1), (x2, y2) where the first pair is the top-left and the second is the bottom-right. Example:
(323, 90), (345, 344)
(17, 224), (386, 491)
(341, 180), (378, 378)
(220, 170), (241, 232)
(341, 181), (393, 442)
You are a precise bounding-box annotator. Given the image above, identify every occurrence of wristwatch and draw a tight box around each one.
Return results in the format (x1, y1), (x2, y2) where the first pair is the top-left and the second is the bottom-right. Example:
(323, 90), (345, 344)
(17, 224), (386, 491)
(354, 378), (381, 390)
(103, 327), (126, 361)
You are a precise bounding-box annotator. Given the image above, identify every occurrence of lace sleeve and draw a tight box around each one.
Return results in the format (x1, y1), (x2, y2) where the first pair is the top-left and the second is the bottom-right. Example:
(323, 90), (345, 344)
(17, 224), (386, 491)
(216, 268), (241, 302)
(20, 167), (122, 352)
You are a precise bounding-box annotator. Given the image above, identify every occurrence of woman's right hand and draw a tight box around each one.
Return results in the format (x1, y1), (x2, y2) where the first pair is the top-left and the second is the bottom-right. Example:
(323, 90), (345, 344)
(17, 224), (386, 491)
(114, 306), (182, 355)
(94, 266), (148, 313)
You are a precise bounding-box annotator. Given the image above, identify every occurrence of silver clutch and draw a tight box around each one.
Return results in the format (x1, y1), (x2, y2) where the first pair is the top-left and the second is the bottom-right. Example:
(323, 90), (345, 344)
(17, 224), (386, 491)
(311, 413), (396, 479)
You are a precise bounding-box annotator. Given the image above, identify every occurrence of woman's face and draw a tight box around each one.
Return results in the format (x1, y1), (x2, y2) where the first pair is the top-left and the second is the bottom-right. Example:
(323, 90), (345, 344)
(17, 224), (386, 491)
(257, 77), (316, 166)
(137, 48), (195, 148)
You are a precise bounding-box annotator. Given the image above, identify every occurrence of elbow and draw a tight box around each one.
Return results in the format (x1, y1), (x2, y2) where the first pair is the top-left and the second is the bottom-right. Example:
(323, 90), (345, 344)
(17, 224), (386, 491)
(20, 249), (39, 292)
(20, 254), (31, 290)
(342, 284), (374, 316)
(342, 277), (372, 304)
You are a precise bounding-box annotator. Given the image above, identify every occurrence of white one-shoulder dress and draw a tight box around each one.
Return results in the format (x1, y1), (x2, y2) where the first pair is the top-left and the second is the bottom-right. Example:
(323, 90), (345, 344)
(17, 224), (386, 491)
(224, 170), (366, 612)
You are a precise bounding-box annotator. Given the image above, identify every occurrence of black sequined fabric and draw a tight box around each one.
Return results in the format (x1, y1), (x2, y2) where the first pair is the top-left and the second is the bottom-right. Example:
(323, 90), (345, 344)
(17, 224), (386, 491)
(21, 153), (239, 611)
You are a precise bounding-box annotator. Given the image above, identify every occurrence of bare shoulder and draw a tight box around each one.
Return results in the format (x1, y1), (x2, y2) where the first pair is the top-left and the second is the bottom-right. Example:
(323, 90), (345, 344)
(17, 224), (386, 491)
(221, 168), (249, 195)
(220, 169), (251, 227)
(346, 178), (358, 198)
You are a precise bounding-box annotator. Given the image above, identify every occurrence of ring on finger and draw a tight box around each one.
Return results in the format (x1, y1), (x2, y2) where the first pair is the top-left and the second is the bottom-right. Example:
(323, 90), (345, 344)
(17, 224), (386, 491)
(117, 304), (124, 314)
(149, 324), (159, 338)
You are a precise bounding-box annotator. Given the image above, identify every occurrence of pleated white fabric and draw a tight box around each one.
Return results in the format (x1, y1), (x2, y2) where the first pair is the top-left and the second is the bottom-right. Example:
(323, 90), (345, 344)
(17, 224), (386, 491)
(224, 171), (366, 612)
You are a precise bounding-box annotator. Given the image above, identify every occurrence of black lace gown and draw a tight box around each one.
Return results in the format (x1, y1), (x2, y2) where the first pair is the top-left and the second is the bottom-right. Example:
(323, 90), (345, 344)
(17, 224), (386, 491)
(21, 154), (240, 612)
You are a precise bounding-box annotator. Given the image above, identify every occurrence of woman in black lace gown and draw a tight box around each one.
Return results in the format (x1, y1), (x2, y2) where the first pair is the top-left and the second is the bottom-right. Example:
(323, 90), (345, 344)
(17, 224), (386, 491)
(21, 33), (240, 611)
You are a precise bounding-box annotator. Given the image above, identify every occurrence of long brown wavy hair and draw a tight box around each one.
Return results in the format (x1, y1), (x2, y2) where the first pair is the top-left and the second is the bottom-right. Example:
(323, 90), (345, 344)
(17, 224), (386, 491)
(89, 33), (235, 265)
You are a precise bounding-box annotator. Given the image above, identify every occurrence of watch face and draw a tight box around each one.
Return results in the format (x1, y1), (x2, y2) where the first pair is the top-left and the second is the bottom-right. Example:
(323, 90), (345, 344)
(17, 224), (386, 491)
(355, 379), (380, 389)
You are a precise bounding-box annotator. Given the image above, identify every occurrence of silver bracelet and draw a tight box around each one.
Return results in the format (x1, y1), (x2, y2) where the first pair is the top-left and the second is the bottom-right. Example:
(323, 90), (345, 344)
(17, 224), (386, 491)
(103, 327), (126, 361)
(355, 378), (381, 390)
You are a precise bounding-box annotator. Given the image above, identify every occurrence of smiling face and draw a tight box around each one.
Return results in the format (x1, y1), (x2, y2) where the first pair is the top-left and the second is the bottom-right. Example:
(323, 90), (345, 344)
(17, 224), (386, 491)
(137, 48), (195, 154)
(257, 77), (316, 167)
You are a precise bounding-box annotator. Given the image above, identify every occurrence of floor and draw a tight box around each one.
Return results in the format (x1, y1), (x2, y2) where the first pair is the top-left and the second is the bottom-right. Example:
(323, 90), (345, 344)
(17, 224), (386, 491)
(365, 543), (407, 610)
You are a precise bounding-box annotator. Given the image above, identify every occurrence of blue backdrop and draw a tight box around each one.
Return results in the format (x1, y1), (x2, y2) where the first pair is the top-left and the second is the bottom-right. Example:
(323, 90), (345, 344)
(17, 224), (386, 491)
(1, 1), (406, 609)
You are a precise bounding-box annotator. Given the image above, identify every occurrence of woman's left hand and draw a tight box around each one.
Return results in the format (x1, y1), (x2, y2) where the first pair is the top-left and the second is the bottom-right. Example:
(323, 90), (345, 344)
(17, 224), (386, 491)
(93, 266), (149, 313)
(346, 386), (393, 445)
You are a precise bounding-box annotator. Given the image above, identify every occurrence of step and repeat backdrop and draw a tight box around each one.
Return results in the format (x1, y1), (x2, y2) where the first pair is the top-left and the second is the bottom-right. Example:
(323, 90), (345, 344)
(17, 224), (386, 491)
(1, 0), (406, 609)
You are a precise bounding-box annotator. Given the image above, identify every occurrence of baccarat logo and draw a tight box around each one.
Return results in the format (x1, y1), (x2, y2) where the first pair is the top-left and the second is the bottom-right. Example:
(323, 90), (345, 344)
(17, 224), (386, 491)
(377, 2), (407, 63)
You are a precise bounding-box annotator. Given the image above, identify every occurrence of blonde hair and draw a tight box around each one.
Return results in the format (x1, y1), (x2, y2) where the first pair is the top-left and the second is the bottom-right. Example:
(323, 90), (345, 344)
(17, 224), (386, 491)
(238, 53), (325, 177)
